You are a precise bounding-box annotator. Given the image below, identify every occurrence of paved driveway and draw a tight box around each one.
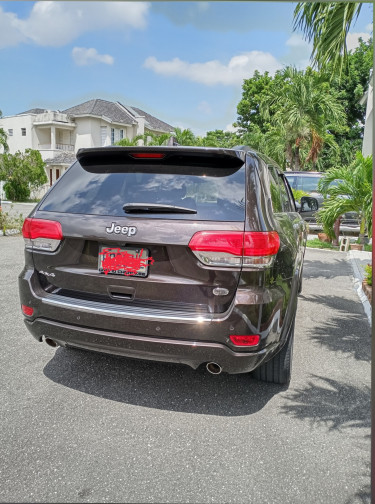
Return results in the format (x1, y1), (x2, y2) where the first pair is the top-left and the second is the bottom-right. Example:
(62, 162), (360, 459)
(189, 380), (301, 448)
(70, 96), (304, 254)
(0, 236), (370, 503)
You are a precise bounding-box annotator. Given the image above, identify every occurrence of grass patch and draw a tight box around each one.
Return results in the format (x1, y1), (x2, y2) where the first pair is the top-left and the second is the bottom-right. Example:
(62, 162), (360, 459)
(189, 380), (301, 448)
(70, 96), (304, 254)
(364, 244), (372, 252)
(306, 239), (336, 249)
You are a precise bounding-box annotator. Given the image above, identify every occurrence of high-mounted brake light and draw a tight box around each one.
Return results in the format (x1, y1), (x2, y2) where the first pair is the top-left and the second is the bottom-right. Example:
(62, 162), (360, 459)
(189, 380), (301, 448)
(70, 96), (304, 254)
(130, 153), (166, 159)
(229, 335), (260, 346)
(188, 231), (280, 268)
(22, 218), (63, 252)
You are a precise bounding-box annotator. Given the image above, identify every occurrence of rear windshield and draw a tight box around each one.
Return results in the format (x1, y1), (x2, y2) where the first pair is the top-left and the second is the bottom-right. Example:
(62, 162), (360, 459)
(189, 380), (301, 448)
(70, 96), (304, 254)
(39, 161), (246, 221)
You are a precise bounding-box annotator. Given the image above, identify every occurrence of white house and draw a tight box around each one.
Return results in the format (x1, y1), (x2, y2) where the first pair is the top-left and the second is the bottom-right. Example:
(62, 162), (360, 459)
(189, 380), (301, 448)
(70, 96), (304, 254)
(0, 99), (174, 196)
(360, 71), (373, 157)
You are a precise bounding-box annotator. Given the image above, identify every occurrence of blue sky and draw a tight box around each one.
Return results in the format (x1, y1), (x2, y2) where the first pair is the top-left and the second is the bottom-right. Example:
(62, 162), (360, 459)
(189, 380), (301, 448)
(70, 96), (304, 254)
(0, 1), (373, 136)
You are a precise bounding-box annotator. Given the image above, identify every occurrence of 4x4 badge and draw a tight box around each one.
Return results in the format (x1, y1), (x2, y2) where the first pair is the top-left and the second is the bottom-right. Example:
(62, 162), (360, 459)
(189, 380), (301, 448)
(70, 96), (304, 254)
(106, 223), (137, 236)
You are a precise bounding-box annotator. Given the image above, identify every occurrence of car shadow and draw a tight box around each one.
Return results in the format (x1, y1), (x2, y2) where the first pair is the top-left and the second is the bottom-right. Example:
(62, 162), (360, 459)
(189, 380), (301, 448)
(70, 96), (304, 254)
(299, 294), (371, 362)
(303, 257), (352, 280)
(43, 347), (284, 416)
(280, 374), (370, 432)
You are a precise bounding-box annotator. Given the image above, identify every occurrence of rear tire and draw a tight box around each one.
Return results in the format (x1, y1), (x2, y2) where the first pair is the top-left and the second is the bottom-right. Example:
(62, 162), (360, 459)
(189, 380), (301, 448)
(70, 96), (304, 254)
(253, 319), (295, 385)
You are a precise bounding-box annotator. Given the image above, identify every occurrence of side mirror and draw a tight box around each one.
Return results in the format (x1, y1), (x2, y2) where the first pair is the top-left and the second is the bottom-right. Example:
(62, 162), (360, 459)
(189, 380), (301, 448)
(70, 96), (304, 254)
(299, 196), (319, 213)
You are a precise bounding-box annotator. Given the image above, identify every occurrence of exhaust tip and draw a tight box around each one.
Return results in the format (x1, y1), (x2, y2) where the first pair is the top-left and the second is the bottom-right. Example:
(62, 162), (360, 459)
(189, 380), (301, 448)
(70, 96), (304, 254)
(206, 362), (222, 375)
(45, 337), (58, 348)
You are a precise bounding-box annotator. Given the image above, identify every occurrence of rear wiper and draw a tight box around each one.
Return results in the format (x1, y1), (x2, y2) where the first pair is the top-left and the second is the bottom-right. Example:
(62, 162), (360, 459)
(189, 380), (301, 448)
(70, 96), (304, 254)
(123, 203), (197, 214)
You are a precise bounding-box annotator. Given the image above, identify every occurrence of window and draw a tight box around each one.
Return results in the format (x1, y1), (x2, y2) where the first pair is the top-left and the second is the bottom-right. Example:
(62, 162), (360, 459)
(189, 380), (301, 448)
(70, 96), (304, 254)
(56, 169), (60, 180)
(39, 161), (246, 221)
(278, 175), (293, 212)
(8, 129), (13, 136)
(21, 128), (26, 136)
(120, 129), (124, 140)
(267, 166), (282, 213)
(111, 128), (115, 145)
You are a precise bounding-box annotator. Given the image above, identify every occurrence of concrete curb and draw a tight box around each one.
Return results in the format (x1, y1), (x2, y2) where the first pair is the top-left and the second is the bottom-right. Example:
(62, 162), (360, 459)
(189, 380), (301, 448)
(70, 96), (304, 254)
(347, 250), (372, 326)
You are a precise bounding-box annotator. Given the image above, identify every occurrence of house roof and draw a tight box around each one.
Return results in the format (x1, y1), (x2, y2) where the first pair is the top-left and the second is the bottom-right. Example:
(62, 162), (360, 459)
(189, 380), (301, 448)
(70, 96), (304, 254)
(124, 105), (174, 133)
(62, 99), (136, 125)
(44, 152), (76, 166)
(17, 108), (48, 115)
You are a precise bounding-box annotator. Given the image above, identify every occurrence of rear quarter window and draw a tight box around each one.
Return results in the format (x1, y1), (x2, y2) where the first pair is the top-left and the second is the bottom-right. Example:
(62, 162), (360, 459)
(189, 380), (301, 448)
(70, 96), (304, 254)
(39, 161), (246, 221)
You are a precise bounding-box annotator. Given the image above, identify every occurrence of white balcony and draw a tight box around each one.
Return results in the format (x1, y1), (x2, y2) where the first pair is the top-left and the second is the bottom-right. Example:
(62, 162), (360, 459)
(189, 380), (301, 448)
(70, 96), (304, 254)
(39, 143), (74, 151)
(34, 112), (75, 127)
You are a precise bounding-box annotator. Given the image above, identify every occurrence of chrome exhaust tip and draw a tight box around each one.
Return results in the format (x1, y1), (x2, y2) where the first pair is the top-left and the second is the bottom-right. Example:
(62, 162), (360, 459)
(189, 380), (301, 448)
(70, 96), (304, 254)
(45, 338), (58, 348)
(206, 362), (222, 375)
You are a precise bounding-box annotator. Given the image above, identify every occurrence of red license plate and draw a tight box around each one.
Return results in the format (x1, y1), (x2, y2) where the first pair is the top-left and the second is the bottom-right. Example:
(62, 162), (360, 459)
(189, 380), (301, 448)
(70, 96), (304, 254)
(98, 245), (153, 277)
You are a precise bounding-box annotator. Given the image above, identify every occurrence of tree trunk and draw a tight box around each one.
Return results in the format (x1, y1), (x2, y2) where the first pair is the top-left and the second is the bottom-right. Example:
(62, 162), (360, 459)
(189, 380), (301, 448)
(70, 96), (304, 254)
(294, 146), (301, 171)
(332, 216), (341, 246)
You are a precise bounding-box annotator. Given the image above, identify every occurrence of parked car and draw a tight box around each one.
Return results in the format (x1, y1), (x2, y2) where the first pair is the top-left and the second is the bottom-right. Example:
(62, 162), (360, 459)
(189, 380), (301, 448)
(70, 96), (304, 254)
(284, 171), (359, 232)
(19, 146), (315, 384)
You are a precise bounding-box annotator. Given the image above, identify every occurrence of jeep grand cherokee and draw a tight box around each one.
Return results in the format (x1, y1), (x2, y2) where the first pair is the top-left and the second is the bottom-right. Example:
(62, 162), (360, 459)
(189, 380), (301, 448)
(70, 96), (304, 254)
(19, 146), (312, 385)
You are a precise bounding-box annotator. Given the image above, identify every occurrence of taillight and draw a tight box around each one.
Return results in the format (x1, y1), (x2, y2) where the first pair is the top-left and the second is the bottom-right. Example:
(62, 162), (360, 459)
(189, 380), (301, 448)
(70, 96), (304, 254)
(188, 231), (280, 268)
(22, 218), (63, 252)
(229, 334), (260, 346)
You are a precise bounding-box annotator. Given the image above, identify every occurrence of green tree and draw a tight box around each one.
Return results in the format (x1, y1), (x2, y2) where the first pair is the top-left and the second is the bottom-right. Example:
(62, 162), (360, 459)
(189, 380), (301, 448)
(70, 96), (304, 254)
(172, 127), (196, 146)
(0, 110), (9, 153)
(115, 135), (143, 147)
(261, 67), (346, 170)
(0, 149), (47, 201)
(317, 152), (372, 241)
(196, 129), (242, 148)
(144, 132), (172, 146)
(293, 2), (363, 75)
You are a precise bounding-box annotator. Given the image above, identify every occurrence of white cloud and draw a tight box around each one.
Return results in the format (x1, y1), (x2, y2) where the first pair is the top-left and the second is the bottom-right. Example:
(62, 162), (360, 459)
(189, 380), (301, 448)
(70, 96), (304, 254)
(72, 47), (114, 66)
(143, 52), (282, 86)
(347, 32), (371, 51)
(365, 23), (373, 33)
(0, 2), (150, 48)
(282, 33), (312, 69)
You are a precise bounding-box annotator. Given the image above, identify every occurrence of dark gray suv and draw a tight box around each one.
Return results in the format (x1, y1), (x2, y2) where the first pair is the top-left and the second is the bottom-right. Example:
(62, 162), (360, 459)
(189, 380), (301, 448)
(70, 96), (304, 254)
(19, 146), (311, 384)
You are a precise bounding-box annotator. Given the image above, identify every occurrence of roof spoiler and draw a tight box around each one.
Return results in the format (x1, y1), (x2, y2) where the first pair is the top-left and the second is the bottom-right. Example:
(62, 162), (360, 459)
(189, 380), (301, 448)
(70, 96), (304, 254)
(76, 146), (246, 174)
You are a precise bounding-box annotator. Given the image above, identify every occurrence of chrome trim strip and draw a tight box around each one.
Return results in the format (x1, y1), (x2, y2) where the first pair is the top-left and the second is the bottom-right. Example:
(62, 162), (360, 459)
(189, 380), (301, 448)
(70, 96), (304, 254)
(42, 293), (218, 323)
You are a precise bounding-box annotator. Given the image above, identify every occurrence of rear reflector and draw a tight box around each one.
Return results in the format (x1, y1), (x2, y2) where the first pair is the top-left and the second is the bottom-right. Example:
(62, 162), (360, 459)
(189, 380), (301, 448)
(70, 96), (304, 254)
(22, 218), (63, 252)
(189, 231), (280, 268)
(229, 335), (260, 346)
(21, 304), (34, 317)
(130, 153), (166, 159)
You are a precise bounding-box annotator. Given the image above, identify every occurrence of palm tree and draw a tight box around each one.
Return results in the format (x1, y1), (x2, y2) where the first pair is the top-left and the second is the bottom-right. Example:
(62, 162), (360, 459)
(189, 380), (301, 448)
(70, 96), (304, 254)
(144, 132), (172, 146)
(172, 127), (196, 146)
(261, 67), (346, 170)
(115, 135), (143, 147)
(317, 152), (372, 242)
(293, 2), (363, 74)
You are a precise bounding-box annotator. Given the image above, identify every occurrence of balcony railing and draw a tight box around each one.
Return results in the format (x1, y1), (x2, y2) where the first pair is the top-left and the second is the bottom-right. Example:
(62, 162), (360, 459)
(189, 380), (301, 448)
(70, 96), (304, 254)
(34, 112), (75, 125)
(39, 144), (74, 151)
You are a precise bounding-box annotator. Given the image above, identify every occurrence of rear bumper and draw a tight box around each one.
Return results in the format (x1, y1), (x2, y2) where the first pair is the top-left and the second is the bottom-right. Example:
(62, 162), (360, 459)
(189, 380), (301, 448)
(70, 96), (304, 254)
(25, 318), (273, 374)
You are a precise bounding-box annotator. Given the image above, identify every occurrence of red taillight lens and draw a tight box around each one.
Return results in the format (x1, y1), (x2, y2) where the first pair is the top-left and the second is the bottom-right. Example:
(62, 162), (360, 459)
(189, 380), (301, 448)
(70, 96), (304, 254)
(243, 231), (280, 256)
(22, 218), (63, 240)
(189, 232), (244, 256)
(22, 218), (63, 252)
(188, 231), (280, 268)
(130, 153), (166, 159)
(21, 304), (34, 316)
(229, 335), (260, 346)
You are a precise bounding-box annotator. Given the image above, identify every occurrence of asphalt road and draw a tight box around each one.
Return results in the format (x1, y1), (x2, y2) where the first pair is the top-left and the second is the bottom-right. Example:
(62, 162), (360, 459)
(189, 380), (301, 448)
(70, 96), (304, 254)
(0, 236), (371, 504)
